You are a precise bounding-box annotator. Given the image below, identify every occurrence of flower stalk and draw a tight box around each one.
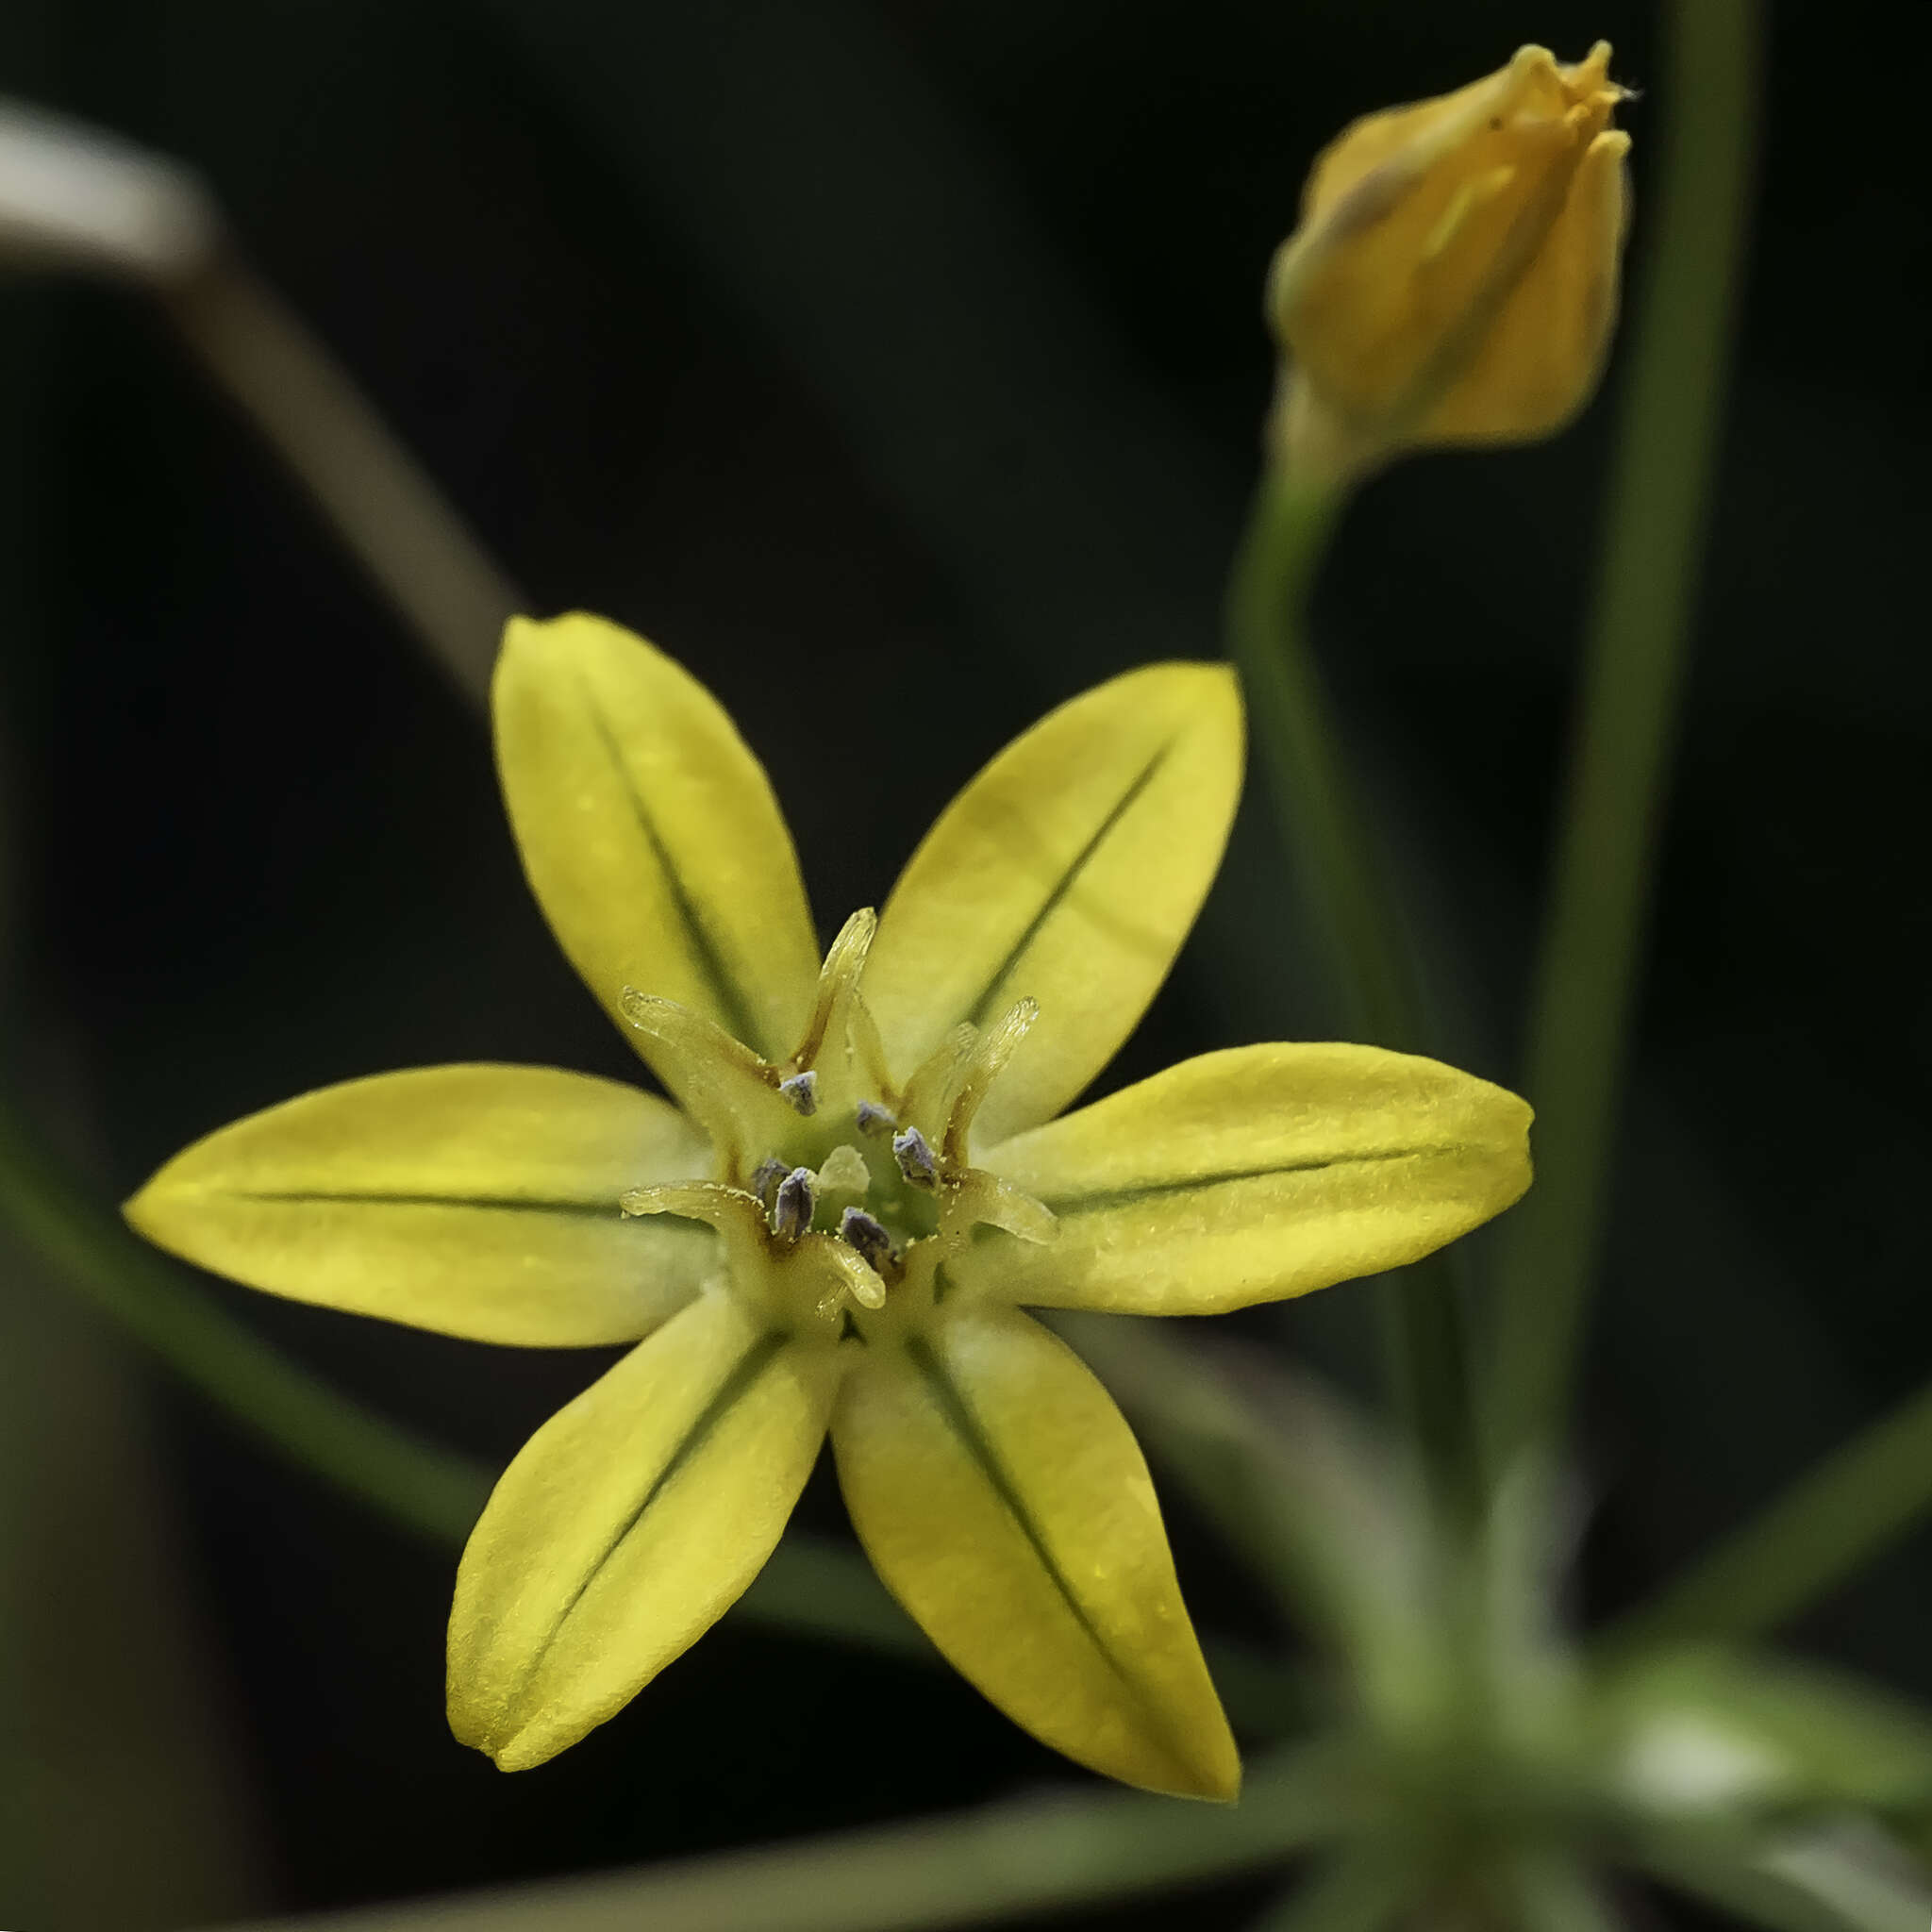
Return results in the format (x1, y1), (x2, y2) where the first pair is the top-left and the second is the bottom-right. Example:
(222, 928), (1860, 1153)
(1487, 0), (1765, 1464)
(1227, 460), (1478, 1514)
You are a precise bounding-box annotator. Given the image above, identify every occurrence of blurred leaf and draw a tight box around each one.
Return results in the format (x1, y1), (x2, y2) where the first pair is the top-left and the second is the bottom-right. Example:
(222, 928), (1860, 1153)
(1601, 1644), (1932, 1822)
(1608, 1375), (1932, 1650)
(1633, 1816), (1931, 1932)
(1494, 1850), (1622, 1932)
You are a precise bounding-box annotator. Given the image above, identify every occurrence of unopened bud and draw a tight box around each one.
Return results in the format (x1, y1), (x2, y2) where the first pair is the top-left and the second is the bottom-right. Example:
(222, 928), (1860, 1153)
(1266, 42), (1631, 477)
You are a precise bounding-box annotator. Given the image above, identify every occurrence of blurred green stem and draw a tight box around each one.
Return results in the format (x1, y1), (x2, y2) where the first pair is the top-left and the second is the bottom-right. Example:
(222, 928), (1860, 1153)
(1606, 1375), (1932, 1652)
(1487, 0), (1764, 1461)
(209, 1738), (1356, 1932)
(1246, 1841), (1418, 1932)
(1226, 460), (1474, 1507)
(1226, 467), (1397, 1046)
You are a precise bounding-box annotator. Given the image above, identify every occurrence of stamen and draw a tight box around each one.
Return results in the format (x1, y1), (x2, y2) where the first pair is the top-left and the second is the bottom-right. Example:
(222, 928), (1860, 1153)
(789, 908), (883, 1090)
(748, 1157), (788, 1213)
(855, 1099), (896, 1136)
(839, 1207), (897, 1276)
(977, 1176), (1058, 1246)
(942, 997), (1039, 1162)
(822, 1237), (888, 1312)
(772, 1165), (817, 1241)
(622, 988), (791, 1156)
(778, 1070), (819, 1116)
(892, 1125), (939, 1189)
(900, 1022), (976, 1136)
(616, 1181), (770, 1257)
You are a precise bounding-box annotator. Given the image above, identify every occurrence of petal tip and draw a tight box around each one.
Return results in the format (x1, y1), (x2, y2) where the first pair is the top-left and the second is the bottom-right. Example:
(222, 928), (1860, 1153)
(1146, 657), (1241, 711)
(448, 1680), (555, 1774)
(499, 610), (545, 653)
(1150, 1723), (1243, 1803)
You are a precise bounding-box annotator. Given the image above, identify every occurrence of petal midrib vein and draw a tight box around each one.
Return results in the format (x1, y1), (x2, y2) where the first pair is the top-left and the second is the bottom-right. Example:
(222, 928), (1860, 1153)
(1030, 1142), (1475, 1216)
(224, 1188), (630, 1219)
(576, 673), (770, 1057)
(512, 1325), (791, 1706)
(962, 738), (1175, 1030)
(904, 1330), (1130, 1686)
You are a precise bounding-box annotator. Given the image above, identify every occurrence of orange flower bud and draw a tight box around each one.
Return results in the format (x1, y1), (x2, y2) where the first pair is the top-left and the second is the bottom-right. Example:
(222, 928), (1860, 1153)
(1267, 42), (1631, 475)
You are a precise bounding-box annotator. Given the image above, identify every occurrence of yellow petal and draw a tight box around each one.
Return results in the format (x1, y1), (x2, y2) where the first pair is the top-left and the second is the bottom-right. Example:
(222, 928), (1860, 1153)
(1420, 126), (1630, 443)
(866, 665), (1241, 1146)
(492, 613), (820, 1073)
(974, 1042), (1531, 1314)
(125, 1065), (711, 1346)
(449, 1290), (838, 1770)
(832, 1305), (1239, 1799)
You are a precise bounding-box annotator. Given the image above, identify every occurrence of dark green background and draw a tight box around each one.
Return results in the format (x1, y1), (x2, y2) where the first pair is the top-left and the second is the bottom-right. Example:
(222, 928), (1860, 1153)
(2, 1), (1926, 1925)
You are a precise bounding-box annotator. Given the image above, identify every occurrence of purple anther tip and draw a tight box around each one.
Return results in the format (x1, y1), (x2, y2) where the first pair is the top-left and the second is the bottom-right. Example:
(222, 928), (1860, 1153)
(891, 1125), (938, 1187)
(778, 1071), (819, 1116)
(773, 1166), (817, 1241)
(749, 1157), (788, 1213)
(839, 1207), (895, 1272)
(855, 1099), (896, 1135)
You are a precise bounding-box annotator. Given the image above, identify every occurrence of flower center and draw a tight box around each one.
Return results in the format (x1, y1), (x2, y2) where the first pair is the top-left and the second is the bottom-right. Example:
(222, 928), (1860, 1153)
(745, 1110), (950, 1279)
(616, 908), (1055, 1334)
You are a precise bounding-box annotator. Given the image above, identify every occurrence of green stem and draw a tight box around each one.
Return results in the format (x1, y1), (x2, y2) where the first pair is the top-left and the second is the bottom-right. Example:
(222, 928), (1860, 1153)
(209, 1738), (1357, 1932)
(1487, 0), (1764, 1461)
(1226, 467), (1407, 1050)
(1226, 461), (1474, 1504)
(1604, 1376), (1932, 1652)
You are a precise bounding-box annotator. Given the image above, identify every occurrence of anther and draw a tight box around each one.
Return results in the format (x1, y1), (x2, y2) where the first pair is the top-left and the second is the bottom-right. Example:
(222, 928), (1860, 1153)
(748, 1157), (788, 1213)
(772, 1166), (817, 1240)
(892, 1125), (939, 1189)
(839, 1207), (896, 1275)
(855, 1099), (896, 1136)
(778, 1070), (819, 1116)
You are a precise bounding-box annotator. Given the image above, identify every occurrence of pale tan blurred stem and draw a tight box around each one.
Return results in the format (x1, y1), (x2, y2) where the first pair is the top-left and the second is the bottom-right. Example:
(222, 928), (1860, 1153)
(2, 98), (516, 704)
(157, 254), (516, 707)
(1, 1214), (269, 1931)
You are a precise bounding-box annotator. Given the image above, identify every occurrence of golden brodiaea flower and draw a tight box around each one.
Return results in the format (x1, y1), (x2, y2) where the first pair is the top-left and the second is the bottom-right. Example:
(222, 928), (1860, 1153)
(125, 613), (1532, 1798)
(1267, 42), (1631, 474)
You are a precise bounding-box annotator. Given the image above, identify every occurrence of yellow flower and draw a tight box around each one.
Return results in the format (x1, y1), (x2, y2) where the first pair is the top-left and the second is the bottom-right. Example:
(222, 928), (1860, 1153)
(125, 613), (1532, 1797)
(1267, 42), (1631, 474)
